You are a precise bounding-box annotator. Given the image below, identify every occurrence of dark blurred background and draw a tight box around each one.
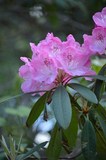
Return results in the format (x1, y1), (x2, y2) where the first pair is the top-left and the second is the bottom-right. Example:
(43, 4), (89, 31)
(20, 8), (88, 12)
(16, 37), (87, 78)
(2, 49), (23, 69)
(0, 0), (106, 97)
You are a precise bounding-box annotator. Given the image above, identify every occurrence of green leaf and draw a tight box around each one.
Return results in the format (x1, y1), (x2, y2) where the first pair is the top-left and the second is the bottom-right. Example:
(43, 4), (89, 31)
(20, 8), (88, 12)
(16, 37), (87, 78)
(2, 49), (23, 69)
(66, 87), (82, 111)
(26, 93), (47, 127)
(69, 83), (98, 104)
(1, 136), (10, 157)
(16, 142), (47, 160)
(81, 119), (97, 160)
(51, 85), (72, 129)
(90, 75), (106, 81)
(94, 81), (105, 101)
(17, 134), (23, 153)
(97, 114), (106, 138)
(73, 75), (106, 81)
(9, 136), (16, 159)
(98, 64), (106, 75)
(96, 105), (106, 122)
(76, 154), (85, 160)
(0, 94), (24, 104)
(95, 126), (106, 159)
(46, 125), (62, 160)
(94, 64), (106, 100)
(33, 151), (40, 159)
(63, 105), (78, 147)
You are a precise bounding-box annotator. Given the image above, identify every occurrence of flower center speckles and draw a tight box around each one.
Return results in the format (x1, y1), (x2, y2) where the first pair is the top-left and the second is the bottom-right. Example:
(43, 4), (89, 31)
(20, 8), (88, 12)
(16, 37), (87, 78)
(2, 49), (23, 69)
(51, 43), (60, 53)
(44, 58), (52, 67)
(97, 34), (104, 41)
(53, 46), (59, 52)
(65, 53), (72, 65)
(49, 45), (59, 58)
(35, 52), (39, 56)
(67, 54), (72, 61)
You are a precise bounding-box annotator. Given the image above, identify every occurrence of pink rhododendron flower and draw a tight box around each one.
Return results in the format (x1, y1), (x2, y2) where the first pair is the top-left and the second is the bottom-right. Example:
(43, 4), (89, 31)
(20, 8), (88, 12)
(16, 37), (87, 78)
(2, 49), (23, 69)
(82, 27), (106, 55)
(31, 33), (62, 59)
(19, 33), (95, 94)
(19, 56), (58, 93)
(57, 34), (95, 77)
(93, 7), (106, 28)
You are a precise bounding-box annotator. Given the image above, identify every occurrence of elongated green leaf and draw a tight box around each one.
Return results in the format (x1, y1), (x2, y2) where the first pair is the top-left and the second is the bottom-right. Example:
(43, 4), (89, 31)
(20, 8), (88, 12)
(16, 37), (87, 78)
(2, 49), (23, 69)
(63, 105), (78, 147)
(81, 119), (97, 160)
(16, 142), (47, 160)
(17, 134), (23, 153)
(96, 105), (106, 122)
(46, 125), (62, 160)
(76, 154), (85, 160)
(95, 126), (106, 159)
(1, 136), (10, 156)
(73, 75), (106, 81)
(97, 114), (106, 138)
(0, 94), (25, 104)
(94, 64), (106, 100)
(69, 83), (98, 104)
(98, 64), (106, 75)
(1, 143), (10, 159)
(26, 93), (47, 127)
(66, 88), (82, 111)
(9, 136), (16, 159)
(94, 81), (105, 101)
(51, 85), (72, 129)
(90, 75), (106, 81)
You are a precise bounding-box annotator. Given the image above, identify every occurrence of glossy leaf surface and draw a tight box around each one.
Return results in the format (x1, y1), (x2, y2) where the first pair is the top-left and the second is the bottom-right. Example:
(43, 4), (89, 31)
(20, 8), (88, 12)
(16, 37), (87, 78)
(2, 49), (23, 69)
(63, 105), (78, 147)
(51, 85), (72, 129)
(94, 64), (106, 100)
(26, 93), (47, 127)
(46, 125), (62, 160)
(69, 83), (98, 104)
(81, 119), (97, 160)
(16, 141), (47, 160)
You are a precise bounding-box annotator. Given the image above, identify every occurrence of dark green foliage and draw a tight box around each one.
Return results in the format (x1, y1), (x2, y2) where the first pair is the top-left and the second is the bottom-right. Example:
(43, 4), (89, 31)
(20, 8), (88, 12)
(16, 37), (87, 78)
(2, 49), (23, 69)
(81, 119), (97, 160)
(63, 104), (78, 148)
(94, 64), (106, 100)
(46, 125), (62, 160)
(51, 85), (72, 129)
(69, 83), (98, 104)
(16, 141), (47, 160)
(26, 93), (47, 127)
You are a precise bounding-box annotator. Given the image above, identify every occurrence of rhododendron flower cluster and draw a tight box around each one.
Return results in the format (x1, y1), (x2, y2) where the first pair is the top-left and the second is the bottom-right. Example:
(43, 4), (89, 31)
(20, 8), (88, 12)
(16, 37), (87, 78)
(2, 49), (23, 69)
(82, 7), (106, 55)
(19, 7), (106, 94)
(19, 33), (95, 94)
